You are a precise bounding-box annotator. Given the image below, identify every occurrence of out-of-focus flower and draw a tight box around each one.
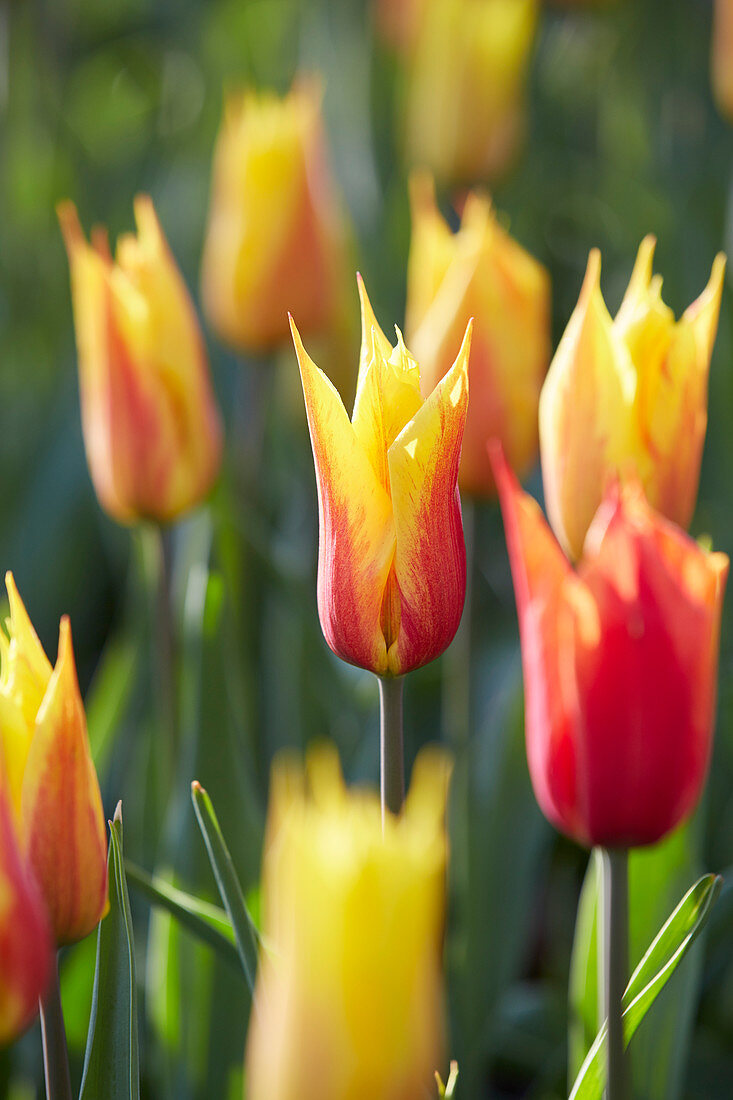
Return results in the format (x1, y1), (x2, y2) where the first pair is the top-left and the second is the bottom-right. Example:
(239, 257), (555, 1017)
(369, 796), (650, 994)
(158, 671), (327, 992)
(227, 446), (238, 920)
(201, 80), (349, 355)
(245, 743), (451, 1100)
(0, 783), (52, 1045)
(540, 240), (725, 560)
(407, 173), (550, 496)
(404, 0), (538, 183)
(493, 445), (728, 849)
(291, 277), (470, 677)
(58, 197), (222, 525)
(374, 0), (426, 52)
(713, 0), (733, 120)
(0, 573), (107, 945)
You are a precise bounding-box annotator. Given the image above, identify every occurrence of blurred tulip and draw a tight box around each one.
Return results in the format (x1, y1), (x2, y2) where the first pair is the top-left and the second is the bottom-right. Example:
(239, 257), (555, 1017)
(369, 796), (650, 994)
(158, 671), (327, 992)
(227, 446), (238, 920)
(540, 240), (725, 560)
(0, 783), (52, 1045)
(201, 80), (349, 354)
(407, 173), (550, 496)
(712, 0), (733, 120)
(58, 196), (222, 525)
(245, 743), (451, 1100)
(404, 0), (538, 183)
(493, 446), (728, 849)
(0, 573), (107, 944)
(374, 0), (425, 52)
(291, 277), (470, 676)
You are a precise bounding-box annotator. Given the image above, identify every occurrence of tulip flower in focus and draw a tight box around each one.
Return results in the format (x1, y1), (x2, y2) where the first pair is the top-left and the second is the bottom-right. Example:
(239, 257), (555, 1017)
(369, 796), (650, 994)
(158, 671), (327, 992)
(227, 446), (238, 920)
(0, 784), (52, 1045)
(404, 0), (538, 183)
(540, 240), (725, 559)
(407, 173), (550, 496)
(0, 573), (107, 944)
(291, 277), (470, 677)
(712, 0), (733, 120)
(58, 197), (222, 525)
(492, 446), (728, 849)
(245, 743), (451, 1100)
(201, 81), (349, 354)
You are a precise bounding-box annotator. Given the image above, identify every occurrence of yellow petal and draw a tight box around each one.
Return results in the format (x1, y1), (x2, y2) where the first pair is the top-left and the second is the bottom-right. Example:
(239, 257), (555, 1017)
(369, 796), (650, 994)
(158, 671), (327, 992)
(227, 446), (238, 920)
(355, 273), (393, 402)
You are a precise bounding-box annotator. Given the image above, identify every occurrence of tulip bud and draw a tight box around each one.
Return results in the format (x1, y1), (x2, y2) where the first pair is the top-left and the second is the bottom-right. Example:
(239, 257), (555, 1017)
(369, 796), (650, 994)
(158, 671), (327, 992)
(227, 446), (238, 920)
(407, 174), (550, 496)
(492, 445), (728, 849)
(404, 0), (538, 183)
(58, 197), (222, 525)
(0, 784), (52, 1045)
(712, 0), (733, 120)
(292, 277), (470, 677)
(540, 241), (725, 559)
(0, 574), (107, 944)
(245, 743), (451, 1100)
(201, 80), (349, 354)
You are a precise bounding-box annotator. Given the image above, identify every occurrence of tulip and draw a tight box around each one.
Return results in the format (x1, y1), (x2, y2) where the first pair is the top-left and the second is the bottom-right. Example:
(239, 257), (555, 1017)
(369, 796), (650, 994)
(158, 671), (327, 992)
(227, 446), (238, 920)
(201, 80), (349, 354)
(0, 573), (107, 944)
(245, 743), (451, 1100)
(540, 240), (725, 560)
(58, 196), (222, 525)
(404, 0), (538, 183)
(0, 783), (52, 1045)
(492, 445), (728, 849)
(291, 276), (470, 677)
(407, 173), (550, 496)
(712, 0), (733, 120)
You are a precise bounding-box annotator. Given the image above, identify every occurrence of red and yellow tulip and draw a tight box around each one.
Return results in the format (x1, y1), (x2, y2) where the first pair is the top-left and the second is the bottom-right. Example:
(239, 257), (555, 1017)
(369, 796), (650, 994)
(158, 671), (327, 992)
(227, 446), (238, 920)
(0, 574), (107, 945)
(292, 277), (470, 677)
(58, 197), (222, 525)
(540, 240), (725, 559)
(407, 174), (550, 496)
(245, 743), (451, 1100)
(493, 446), (728, 849)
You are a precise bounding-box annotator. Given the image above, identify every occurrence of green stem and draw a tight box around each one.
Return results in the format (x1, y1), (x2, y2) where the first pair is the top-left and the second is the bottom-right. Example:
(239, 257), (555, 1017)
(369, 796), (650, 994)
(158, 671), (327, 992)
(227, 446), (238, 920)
(601, 847), (629, 1100)
(378, 675), (405, 822)
(39, 957), (72, 1100)
(153, 524), (177, 763)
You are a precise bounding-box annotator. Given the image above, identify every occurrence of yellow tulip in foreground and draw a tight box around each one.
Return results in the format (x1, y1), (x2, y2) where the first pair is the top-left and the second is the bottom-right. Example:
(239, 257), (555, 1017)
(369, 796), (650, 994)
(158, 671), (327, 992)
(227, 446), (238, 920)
(201, 80), (348, 354)
(540, 239), (725, 559)
(245, 744), (451, 1100)
(292, 277), (471, 676)
(712, 0), (733, 120)
(407, 174), (550, 496)
(58, 197), (222, 525)
(0, 574), (107, 945)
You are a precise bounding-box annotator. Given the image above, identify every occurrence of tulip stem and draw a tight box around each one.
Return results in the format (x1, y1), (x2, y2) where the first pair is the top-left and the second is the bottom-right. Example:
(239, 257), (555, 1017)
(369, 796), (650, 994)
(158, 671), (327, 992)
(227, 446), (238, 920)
(39, 957), (72, 1100)
(378, 675), (405, 823)
(601, 847), (629, 1100)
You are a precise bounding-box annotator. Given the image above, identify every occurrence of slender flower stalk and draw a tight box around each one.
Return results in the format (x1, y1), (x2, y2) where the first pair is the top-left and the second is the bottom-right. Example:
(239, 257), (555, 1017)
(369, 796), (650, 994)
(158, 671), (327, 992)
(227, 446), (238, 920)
(601, 848), (629, 1100)
(378, 676), (405, 821)
(39, 960), (72, 1100)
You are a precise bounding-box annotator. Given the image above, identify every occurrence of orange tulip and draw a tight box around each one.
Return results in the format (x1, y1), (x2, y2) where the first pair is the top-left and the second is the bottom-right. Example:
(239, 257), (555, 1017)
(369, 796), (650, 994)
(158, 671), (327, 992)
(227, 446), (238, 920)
(712, 0), (733, 120)
(201, 80), (349, 354)
(58, 197), (222, 525)
(407, 174), (550, 495)
(0, 573), (107, 944)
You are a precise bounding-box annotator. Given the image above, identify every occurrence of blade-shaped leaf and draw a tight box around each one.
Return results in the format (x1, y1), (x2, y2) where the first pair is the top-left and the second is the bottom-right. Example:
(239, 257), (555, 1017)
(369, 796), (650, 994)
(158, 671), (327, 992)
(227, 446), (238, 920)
(569, 873), (721, 1100)
(79, 803), (140, 1100)
(191, 780), (260, 992)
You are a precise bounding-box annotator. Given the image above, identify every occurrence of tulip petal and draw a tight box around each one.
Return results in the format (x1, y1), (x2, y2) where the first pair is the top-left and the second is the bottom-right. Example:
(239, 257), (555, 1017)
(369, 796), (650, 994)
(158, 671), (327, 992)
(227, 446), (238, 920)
(355, 273), (395, 402)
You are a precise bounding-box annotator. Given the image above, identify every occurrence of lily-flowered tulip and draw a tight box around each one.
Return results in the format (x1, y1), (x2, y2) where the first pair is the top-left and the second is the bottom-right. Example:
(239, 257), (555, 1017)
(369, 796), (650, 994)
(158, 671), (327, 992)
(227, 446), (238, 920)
(0, 574), (107, 944)
(713, 0), (733, 120)
(493, 446), (728, 849)
(58, 197), (222, 525)
(407, 174), (550, 496)
(292, 277), (470, 677)
(404, 0), (538, 183)
(0, 784), (52, 1045)
(245, 743), (451, 1100)
(201, 81), (349, 354)
(540, 239), (725, 560)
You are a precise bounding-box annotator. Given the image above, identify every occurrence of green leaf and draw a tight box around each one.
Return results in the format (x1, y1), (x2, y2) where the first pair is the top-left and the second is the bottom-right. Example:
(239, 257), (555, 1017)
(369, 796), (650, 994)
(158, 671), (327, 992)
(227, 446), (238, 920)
(125, 859), (244, 977)
(569, 873), (722, 1100)
(79, 803), (140, 1100)
(191, 780), (260, 992)
(568, 849), (602, 1081)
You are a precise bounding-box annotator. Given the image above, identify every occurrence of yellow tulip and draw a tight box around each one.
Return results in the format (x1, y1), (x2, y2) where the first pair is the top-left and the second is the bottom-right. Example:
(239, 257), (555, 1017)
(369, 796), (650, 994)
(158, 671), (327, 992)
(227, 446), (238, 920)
(407, 174), (550, 496)
(540, 240), (726, 559)
(712, 0), (733, 120)
(245, 743), (451, 1100)
(404, 0), (538, 183)
(58, 196), (222, 525)
(201, 80), (349, 354)
(0, 574), (107, 945)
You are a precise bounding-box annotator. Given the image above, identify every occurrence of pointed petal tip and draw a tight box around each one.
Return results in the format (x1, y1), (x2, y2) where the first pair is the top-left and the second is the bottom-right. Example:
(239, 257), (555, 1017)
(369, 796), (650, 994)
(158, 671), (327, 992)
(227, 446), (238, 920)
(56, 199), (84, 255)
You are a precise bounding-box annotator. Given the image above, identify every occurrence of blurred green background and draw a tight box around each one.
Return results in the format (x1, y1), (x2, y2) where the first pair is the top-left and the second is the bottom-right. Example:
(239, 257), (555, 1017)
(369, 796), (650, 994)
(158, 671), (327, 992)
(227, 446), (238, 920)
(2, 0), (733, 1096)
